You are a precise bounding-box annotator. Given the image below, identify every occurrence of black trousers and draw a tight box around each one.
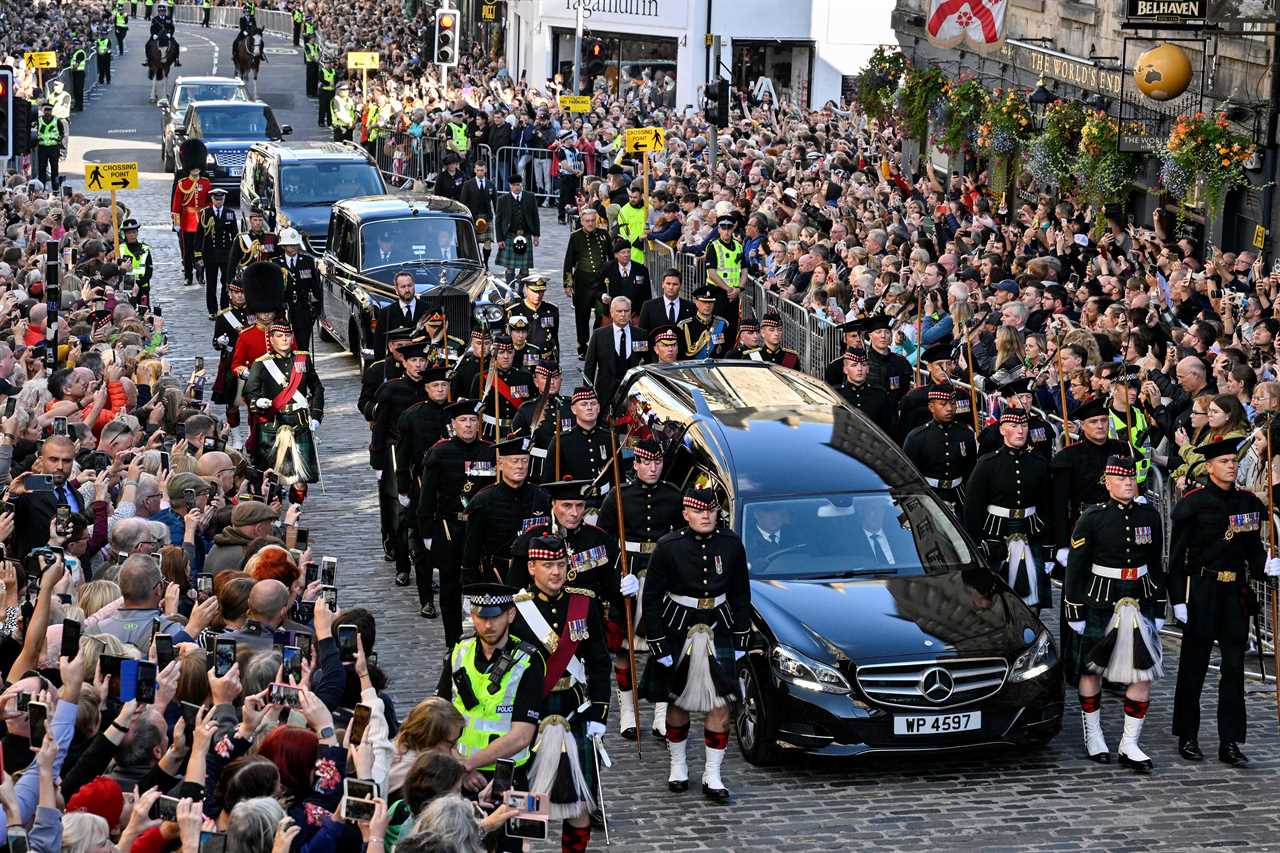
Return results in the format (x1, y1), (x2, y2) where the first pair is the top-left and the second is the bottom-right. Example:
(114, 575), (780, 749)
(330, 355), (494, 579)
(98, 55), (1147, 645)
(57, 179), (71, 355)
(376, 462), (399, 553)
(145, 4), (152, 18)
(395, 507), (434, 606)
(71, 70), (85, 110)
(558, 173), (578, 219)
(305, 61), (318, 96)
(292, 21), (301, 44)
(97, 54), (111, 84)
(204, 254), (229, 316)
(1172, 578), (1251, 743)
(115, 28), (126, 55)
(317, 89), (333, 127)
(333, 125), (352, 143)
(178, 230), (198, 282)
(571, 279), (597, 350)
(36, 146), (59, 190)
(202, 6), (210, 26)
(431, 518), (466, 648)
(286, 304), (315, 351)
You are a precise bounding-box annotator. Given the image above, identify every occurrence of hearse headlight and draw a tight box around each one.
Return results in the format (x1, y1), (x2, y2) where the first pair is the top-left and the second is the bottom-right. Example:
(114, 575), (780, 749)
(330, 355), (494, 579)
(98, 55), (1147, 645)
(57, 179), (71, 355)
(770, 645), (850, 694)
(1009, 630), (1056, 683)
(473, 303), (505, 325)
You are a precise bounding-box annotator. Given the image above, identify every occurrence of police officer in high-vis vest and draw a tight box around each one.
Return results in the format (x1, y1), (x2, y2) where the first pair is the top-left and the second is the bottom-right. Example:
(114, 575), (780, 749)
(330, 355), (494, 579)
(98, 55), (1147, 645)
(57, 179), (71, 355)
(439, 582), (544, 853)
(703, 214), (743, 329)
(35, 103), (63, 191)
(303, 34), (319, 97)
(116, 218), (153, 304)
(615, 183), (647, 265)
(202, 0), (211, 27)
(317, 59), (337, 128)
(69, 43), (87, 111)
(330, 83), (355, 142)
(114, 3), (129, 54)
(446, 109), (470, 158)
(1108, 365), (1154, 487)
(96, 30), (112, 84)
(291, 4), (303, 44)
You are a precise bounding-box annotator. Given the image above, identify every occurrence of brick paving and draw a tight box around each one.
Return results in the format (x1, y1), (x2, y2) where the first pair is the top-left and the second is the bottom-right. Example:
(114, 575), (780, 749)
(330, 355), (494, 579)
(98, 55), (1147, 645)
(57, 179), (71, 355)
(60, 23), (1280, 851)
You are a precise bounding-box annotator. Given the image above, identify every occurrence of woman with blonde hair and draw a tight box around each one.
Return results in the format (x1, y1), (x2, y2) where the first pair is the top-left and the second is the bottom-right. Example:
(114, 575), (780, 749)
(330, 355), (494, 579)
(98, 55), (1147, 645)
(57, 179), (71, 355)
(993, 326), (1025, 375)
(61, 811), (111, 853)
(77, 580), (121, 620)
(388, 697), (466, 794)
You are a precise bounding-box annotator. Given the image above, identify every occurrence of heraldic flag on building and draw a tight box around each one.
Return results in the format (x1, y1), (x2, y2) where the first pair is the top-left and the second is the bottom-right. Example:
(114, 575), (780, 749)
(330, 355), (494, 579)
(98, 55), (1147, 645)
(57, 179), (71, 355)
(926, 0), (1009, 52)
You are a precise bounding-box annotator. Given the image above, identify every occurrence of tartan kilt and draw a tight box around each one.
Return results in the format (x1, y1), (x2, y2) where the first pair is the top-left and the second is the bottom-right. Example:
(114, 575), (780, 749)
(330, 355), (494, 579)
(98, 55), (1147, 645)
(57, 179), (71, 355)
(1063, 579), (1160, 684)
(496, 240), (534, 270)
(638, 623), (738, 705)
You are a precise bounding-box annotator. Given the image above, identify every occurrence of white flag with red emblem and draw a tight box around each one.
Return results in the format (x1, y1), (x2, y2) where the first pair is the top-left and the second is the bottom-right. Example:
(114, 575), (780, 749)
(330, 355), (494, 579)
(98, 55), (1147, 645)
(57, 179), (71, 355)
(926, 0), (1008, 53)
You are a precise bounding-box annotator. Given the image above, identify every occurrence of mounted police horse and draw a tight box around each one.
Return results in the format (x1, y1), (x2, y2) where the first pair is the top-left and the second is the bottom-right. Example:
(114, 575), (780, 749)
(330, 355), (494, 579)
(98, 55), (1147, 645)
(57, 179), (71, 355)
(146, 33), (179, 102)
(233, 31), (265, 100)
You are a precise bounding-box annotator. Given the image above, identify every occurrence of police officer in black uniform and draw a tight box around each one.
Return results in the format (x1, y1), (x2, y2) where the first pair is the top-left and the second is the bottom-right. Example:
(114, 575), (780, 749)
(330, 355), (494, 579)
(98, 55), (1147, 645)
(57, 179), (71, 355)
(861, 314), (912, 411)
(372, 339), (430, 585)
(463, 435), (551, 587)
(470, 335), (534, 442)
(451, 329), (490, 402)
(641, 487), (750, 803)
(832, 347), (894, 435)
(554, 387), (614, 483)
(195, 186), (239, 317)
(1064, 454), (1166, 772)
(898, 342), (973, 435)
(506, 314), (542, 371)
(902, 383), (976, 513)
(393, 365), (452, 613)
(1169, 437), (1275, 766)
(598, 438), (683, 740)
(979, 377), (1055, 462)
(963, 407), (1052, 611)
(418, 399), (495, 648)
(506, 275), (560, 360)
(513, 362), (573, 484)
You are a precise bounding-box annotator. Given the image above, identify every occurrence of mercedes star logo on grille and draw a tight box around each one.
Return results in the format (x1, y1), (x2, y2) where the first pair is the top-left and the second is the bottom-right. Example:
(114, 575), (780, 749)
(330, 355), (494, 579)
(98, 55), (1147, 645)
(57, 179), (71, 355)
(919, 667), (954, 703)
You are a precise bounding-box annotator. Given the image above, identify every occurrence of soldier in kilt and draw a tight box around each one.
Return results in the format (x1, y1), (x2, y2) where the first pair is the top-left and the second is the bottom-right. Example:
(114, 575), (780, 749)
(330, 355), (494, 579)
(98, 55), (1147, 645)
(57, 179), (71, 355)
(1064, 455), (1165, 772)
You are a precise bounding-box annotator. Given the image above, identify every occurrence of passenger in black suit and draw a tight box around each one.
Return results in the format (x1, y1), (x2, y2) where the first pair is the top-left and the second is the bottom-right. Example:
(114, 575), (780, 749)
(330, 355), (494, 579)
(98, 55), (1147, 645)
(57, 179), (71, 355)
(583, 296), (646, 407)
(599, 238), (652, 307)
(742, 504), (790, 571)
(12, 435), (80, 558)
(378, 270), (430, 358)
(848, 499), (917, 566)
(459, 160), (497, 268)
(637, 268), (693, 331)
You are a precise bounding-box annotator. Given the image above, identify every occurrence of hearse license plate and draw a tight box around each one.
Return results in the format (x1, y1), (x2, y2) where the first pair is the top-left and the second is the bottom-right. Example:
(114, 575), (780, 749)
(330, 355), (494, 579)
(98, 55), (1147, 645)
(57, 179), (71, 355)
(893, 711), (981, 735)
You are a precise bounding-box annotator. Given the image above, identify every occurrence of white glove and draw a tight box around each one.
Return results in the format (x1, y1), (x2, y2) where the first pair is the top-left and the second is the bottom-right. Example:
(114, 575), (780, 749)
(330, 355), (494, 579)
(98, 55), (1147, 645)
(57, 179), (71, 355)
(254, 397), (272, 409)
(397, 494), (410, 508)
(1068, 621), (1085, 635)
(733, 649), (746, 661)
(1055, 547), (1069, 567)
(1266, 557), (1280, 577)
(423, 538), (432, 551)
(619, 574), (639, 597)
(657, 655), (673, 667)
(1134, 495), (1148, 504)
(586, 721), (606, 739)
(1155, 618), (1166, 632)
(1173, 603), (1188, 624)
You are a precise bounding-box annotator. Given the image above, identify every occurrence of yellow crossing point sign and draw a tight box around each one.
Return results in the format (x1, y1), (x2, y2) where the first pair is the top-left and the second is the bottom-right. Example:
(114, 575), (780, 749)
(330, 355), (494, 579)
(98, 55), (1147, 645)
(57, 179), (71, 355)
(24, 52), (57, 69)
(84, 162), (139, 191)
(624, 126), (665, 154)
(347, 51), (380, 70)
(559, 95), (591, 113)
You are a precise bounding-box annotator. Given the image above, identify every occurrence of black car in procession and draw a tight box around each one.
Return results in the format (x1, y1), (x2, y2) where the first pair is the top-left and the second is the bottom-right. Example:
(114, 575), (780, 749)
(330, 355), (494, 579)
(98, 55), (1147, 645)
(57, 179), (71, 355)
(316, 195), (515, 371)
(171, 100), (293, 195)
(612, 361), (1064, 763)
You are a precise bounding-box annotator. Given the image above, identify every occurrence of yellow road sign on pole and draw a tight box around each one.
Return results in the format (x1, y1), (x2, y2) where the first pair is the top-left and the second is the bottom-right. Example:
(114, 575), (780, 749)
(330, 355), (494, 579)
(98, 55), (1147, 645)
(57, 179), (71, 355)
(84, 162), (139, 191)
(24, 52), (57, 69)
(346, 51), (380, 70)
(624, 126), (665, 154)
(559, 95), (591, 113)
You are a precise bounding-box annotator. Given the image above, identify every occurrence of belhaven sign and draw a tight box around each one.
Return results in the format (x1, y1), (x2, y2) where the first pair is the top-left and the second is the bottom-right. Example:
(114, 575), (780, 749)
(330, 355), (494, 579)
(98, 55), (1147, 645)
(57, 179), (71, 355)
(1125, 0), (1205, 18)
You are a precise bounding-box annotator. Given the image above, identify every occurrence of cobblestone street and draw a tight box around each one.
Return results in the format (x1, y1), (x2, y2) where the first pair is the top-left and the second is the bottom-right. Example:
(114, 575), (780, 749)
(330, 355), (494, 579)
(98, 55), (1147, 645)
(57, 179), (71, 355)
(55, 21), (1280, 851)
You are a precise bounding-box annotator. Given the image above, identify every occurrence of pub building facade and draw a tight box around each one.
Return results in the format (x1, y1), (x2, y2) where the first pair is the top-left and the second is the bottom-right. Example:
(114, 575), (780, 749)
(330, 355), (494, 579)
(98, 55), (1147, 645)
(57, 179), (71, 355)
(891, 0), (1278, 253)
(499, 0), (891, 111)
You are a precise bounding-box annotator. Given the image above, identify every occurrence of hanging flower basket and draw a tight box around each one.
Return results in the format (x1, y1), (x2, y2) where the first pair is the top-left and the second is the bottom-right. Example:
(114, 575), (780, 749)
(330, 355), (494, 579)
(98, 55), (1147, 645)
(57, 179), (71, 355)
(1073, 110), (1134, 235)
(898, 65), (947, 148)
(935, 77), (990, 155)
(1157, 111), (1254, 218)
(857, 46), (907, 123)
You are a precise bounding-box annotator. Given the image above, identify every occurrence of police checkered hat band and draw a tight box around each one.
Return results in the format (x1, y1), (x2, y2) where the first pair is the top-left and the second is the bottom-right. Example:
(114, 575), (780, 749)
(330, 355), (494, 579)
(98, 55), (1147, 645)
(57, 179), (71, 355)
(844, 347), (868, 364)
(633, 439), (662, 462)
(927, 383), (955, 401)
(683, 488), (718, 511)
(527, 535), (567, 561)
(463, 583), (517, 614)
(571, 386), (597, 405)
(1104, 454), (1136, 477)
(1000, 407), (1029, 425)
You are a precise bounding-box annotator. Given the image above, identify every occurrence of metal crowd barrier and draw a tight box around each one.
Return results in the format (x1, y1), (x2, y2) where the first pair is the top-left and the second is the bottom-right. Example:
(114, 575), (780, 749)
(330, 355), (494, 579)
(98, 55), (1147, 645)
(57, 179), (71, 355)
(644, 239), (675, 282)
(171, 3), (297, 38)
(370, 132), (494, 190)
(492, 145), (556, 203)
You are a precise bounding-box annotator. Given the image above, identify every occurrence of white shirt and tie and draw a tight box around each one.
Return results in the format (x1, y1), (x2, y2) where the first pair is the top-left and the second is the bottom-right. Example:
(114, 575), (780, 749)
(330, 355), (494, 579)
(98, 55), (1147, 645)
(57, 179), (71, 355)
(399, 300), (414, 323)
(614, 323), (630, 361)
(756, 526), (781, 547)
(665, 297), (681, 325)
(863, 527), (896, 564)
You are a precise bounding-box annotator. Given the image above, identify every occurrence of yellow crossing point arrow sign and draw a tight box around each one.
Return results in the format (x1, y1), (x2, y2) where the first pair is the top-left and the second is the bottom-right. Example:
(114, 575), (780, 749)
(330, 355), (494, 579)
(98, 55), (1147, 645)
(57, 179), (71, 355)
(559, 95), (591, 113)
(84, 162), (139, 191)
(24, 52), (57, 69)
(624, 126), (665, 154)
(347, 51), (380, 70)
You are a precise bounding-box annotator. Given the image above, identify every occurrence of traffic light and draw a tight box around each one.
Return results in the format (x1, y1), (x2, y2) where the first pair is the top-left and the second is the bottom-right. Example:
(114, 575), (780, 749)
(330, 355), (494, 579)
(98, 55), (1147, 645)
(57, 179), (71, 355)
(0, 68), (11, 161)
(585, 38), (605, 76)
(433, 8), (458, 67)
(706, 78), (730, 129)
(12, 97), (31, 156)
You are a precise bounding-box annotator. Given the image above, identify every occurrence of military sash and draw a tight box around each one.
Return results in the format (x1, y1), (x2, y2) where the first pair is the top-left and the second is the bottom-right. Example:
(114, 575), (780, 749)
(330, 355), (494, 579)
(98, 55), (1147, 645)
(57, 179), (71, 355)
(266, 353), (310, 412)
(515, 592), (590, 695)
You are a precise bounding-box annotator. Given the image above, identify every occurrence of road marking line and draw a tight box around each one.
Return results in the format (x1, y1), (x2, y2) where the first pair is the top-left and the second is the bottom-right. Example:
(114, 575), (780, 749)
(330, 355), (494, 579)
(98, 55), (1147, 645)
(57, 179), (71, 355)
(106, 128), (137, 134)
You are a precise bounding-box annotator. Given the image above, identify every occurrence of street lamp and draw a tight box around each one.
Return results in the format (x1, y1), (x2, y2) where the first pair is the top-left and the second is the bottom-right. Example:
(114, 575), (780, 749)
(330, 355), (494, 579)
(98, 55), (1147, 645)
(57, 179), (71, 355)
(1029, 74), (1053, 128)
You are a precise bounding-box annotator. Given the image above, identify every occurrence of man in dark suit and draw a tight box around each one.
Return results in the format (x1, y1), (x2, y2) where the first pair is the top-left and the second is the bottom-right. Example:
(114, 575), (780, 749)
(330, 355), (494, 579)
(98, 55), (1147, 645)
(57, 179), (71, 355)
(743, 503), (790, 572)
(599, 238), (652, 308)
(459, 160), (496, 268)
(377, 270), (430, 358)
(850, 498), (917, 566)
(13, 435), (80, 558)
(638, 267), (692, 331)
(583, 295), (646, 407)
(494, 173), (540, 286)
(432, 152), (466, 201)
